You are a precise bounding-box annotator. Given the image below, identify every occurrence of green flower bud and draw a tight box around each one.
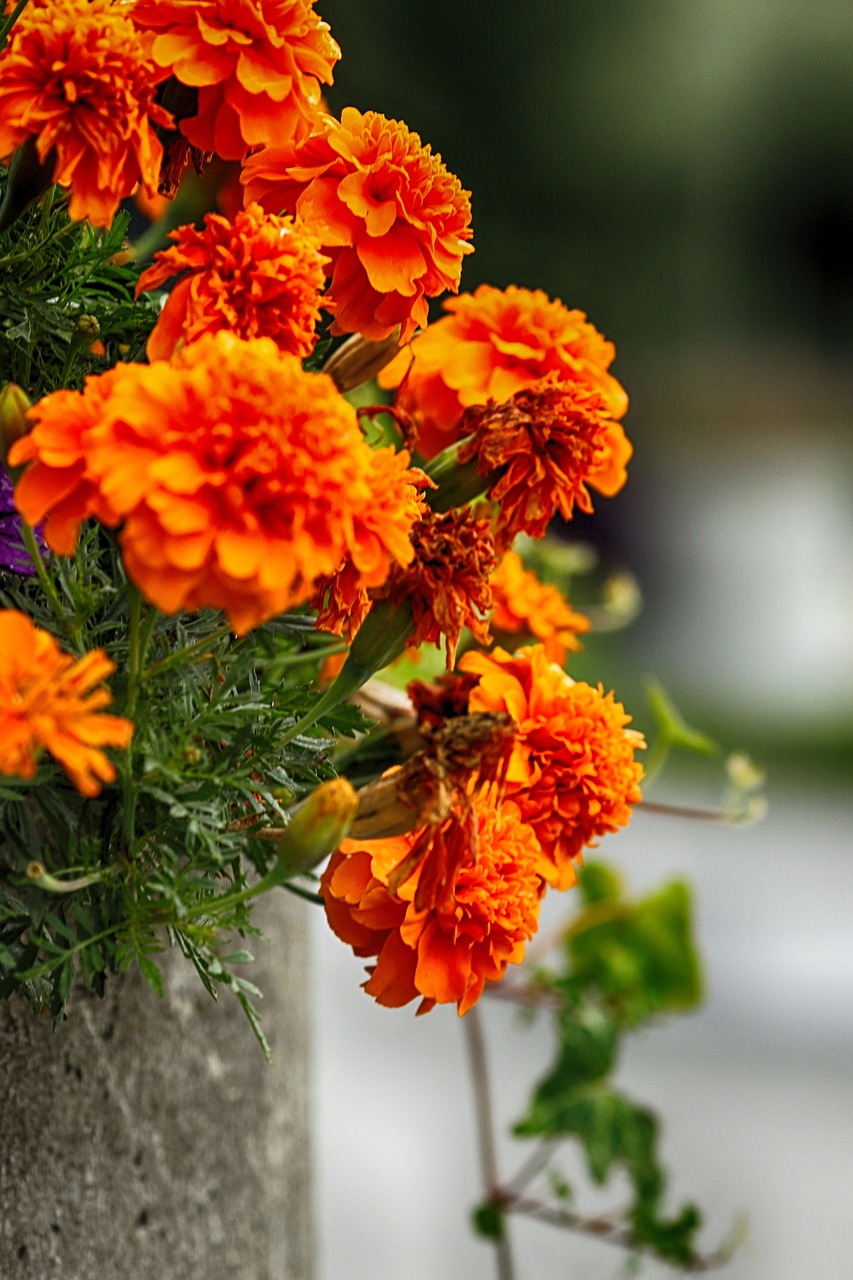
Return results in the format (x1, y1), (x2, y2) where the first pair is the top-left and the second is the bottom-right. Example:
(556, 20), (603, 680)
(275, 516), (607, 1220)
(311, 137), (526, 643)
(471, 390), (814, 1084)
(0, 381), (33, 468)
(270, 777), (359, 878)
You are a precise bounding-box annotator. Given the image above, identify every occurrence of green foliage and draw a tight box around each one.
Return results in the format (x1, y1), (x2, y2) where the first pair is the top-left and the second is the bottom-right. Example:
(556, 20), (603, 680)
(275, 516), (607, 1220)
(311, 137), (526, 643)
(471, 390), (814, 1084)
(0, 170), (159, 398)
(0, 525), (353, 1049)
(513, 862), (705, 1267)
(471, 1201), (505, 1241)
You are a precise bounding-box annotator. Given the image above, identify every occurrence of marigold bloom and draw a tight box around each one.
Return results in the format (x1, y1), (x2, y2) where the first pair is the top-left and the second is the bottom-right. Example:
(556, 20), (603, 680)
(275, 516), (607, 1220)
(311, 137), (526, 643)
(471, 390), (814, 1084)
(136, 203), (328, 361)
(11, 334), (423, 634)
(9, 370), (123, 556)
(0, 610), (133, 797)
(459, 644), (645, 889)
(490, 549), (590, 665)
(242, 106), (474, 342)
(131, 0), (340, 161)
(458, 377), (631, 547)
(0, 0), (172, 226)
(379, 282), (628, 460)
(313, 446), (428, 639)
(321, 797), (544, 1015)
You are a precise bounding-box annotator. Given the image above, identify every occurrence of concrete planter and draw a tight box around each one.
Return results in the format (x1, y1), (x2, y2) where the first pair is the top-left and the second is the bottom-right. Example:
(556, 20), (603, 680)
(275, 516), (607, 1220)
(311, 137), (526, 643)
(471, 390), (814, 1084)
(0, 894), (312, 1280)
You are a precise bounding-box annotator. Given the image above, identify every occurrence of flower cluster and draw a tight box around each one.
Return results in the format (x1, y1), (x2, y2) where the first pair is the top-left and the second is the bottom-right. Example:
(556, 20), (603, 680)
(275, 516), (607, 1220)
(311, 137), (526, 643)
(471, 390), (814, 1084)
(10, 333), (423, 633)
(0, 0), (648, 1035)
(323, 643), (645, 1010)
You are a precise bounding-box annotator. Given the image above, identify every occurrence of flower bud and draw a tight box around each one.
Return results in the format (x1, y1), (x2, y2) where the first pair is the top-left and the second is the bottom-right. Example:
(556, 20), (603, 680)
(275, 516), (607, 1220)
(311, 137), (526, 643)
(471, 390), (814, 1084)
(270, 777), (359, 878)
(0, 382), (33, 469)
(322, 327), (403, 393)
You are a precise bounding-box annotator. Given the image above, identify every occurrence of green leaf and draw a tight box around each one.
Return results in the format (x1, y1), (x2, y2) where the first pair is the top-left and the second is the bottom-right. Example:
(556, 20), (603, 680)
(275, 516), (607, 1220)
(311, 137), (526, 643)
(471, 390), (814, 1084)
(564, 865), (703, 1025)
(471, 1201), (505, 1240)
(137, 952), (164, 998)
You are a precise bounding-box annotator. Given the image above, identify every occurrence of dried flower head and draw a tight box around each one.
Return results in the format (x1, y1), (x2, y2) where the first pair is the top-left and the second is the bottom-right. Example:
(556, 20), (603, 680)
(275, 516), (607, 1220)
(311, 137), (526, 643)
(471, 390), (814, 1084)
(11, 334), (422, 634)
(0, 0), (172, 226)
(242, 106), (473, 342)
(490, 549), (590, 665)
(131, 0), (340, 161)
(459, 644), (645, 889)
(135, 203), (328, 360)
(374, 506), (496, 666)
(0, 610), (133, 797)
(458, 376), (631, 547)
(321, 796), (544, 1015)
(350, 710), (516, 844)
(316, 504), (495, 678)
(379, 282), (628, 459)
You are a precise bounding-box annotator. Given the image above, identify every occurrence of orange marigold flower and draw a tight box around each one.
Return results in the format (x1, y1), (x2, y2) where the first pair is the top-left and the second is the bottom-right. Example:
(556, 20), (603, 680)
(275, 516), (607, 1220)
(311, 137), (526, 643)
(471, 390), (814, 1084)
(458, 376), (631, 548)
(135, 202), (328, 361)
(9, 369), (124, 556)
(321, 796), (544, 1015)
(459, 644), (645, 890)
(490, 549), (590, 666)
(131, 0), (340, 161)
(0, 0), (172, 227)
(0, 610), (133, 797)
(379, 282), (628, 460)
(313, 446), (428, 638)
(11, 334), (422, 634)
(242, 106), (474, 342)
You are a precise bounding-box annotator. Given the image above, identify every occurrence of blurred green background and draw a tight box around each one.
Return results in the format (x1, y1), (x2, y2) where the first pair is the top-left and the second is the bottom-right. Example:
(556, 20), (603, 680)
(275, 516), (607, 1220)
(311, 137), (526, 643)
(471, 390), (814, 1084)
(321, 0), (853, 776)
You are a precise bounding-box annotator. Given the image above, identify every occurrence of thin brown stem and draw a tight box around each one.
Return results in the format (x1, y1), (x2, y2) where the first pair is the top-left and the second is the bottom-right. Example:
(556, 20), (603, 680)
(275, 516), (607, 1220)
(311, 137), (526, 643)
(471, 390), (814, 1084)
(507, 1195), (734, 1271)
(463, 1006), (516, 1280)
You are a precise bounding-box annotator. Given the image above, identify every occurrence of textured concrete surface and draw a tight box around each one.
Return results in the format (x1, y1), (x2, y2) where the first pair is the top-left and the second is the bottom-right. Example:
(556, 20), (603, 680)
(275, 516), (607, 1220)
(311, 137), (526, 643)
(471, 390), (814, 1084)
(0, 893), (312, 1280)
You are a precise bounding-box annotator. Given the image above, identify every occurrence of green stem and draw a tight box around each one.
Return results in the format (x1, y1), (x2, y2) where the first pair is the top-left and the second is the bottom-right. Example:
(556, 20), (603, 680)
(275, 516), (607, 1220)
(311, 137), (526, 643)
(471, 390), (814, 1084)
(22, 923), (122, 981)
(185, 867), (281, 921)
(19, 521), (78, 642)
(121, 586), (155, 855)
(143, 623), (233, 679)
(424, 436), (490, 512)
(464, 1006), (517, 1280)
(279, 599), (414, 746)
(275, 641), (350, 669)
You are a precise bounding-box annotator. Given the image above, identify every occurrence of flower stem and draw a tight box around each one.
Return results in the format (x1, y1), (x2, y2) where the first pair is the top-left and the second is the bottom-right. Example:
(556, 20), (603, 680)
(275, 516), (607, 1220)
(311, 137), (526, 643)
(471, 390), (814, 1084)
(143, 623), (232, 679)
(20, 520), (79, 643)
(464, 1005), (516, 1280)
(121, 588), (160, 855)
(279, 600), (414, 746)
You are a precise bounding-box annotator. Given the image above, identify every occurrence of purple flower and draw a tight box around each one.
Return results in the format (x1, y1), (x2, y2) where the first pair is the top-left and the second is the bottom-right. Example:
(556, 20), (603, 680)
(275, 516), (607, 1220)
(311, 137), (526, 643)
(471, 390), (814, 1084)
(0, 468), (44, 576)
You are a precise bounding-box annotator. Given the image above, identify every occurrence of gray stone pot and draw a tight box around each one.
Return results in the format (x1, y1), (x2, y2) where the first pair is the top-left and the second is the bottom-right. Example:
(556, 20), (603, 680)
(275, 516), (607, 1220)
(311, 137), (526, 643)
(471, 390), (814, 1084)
(0, 894), (312, 1280)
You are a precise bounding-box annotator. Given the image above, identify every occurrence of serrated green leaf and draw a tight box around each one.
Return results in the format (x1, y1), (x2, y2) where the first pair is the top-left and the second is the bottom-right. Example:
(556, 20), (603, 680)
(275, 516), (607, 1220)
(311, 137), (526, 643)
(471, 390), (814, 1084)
(137, 952), (164, 997)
